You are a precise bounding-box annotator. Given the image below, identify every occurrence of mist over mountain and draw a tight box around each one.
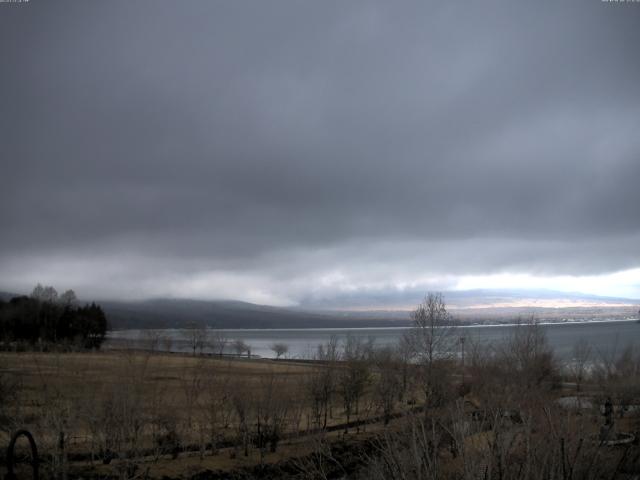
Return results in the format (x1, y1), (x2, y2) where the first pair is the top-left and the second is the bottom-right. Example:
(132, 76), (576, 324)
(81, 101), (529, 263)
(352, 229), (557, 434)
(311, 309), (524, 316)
(3, 288), (637, 330)
(99, 298), (407, 329)
(81, 290), (640, 329)
(299, 287), (639, 310)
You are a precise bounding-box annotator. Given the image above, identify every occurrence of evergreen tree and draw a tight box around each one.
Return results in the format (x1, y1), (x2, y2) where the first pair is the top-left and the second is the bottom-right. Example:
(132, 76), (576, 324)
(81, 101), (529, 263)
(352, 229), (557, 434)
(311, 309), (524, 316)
(0, 285), (109, 349)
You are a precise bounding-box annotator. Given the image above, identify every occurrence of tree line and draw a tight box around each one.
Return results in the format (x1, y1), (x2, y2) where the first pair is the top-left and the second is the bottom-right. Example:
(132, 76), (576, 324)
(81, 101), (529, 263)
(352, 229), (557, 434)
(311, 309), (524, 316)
(0, 284), (108, 349)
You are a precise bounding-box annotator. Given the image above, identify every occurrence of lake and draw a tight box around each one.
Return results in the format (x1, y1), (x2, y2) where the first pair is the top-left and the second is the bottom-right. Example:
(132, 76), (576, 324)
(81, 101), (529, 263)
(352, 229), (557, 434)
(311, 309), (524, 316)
(107, 319), (640, 360)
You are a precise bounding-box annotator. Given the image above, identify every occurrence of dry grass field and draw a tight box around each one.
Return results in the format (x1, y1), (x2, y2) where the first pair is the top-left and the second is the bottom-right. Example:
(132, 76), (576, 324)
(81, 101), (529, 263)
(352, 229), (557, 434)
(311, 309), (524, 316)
(0, 350), (389, 478)
(2, 326), (640, 480)
(1, 350), (315, 411)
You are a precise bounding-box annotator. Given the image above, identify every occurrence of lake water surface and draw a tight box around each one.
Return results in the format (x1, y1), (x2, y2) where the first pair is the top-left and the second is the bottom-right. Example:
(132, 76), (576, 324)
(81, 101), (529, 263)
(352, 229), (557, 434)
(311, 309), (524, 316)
(108, 319), (640, 360)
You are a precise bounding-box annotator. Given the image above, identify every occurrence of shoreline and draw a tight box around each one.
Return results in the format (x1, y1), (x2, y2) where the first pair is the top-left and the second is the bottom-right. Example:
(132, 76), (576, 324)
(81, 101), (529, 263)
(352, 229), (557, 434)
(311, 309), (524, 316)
(108, 317), (639, 334)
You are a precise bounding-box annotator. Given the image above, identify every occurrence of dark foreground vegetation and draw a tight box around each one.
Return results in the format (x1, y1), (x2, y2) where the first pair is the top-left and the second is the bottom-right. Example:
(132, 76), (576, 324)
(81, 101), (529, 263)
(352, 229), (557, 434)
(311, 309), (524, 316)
(1, 293), (640, 479)
(0, 285), (108, 351)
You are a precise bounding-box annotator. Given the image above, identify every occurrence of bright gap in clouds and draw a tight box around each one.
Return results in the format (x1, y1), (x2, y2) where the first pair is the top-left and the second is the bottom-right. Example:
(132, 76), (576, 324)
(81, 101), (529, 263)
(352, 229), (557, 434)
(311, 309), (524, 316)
(454, 268), (640, 300)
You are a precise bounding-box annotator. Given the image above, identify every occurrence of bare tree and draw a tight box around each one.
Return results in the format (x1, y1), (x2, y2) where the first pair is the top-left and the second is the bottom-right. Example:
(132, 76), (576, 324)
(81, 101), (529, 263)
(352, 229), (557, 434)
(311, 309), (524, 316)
(59, 289), (77, 307)
(30, 352), (73, 480)
(253, 372), (291, 464)
(306, 336), (339, 429)
(395, 334), (413, 402)
(408, 292), (456, 407)
(500, 316), (556, 391)
(31, 283), (46, 300)
(569, 338), (592, 393)
(338, 335), (371, 432)
(271, 342), (289, 360)
(291, 432), (347, 480)
(87, 352), (149, 477)
(31, 283), (58, 303)
(602, 344), (640, 418)
(210, 330), (228, 356)
(140, 329), (162, 352)
(30, 284), (61, 346)
(178, 357), (206, 433)
(161, 335), (173, 353)
(201, 369), (233, 456)
(232, 339), (249, 357)
(182, 323), (209, 356)
(230, 377), (253, 457)
(372, 346), (401, 425)
(146, 380), (176, 461)
(464, 335), (502, 405)
(362, 413), (444, 480)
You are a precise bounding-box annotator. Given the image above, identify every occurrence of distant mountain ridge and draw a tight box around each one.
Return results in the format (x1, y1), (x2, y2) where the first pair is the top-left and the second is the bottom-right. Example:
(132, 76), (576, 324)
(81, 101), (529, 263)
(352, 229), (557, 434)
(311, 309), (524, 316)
(298, 288), (639, 311)
(0, 291), (21, 302)
(1, 289), (638, 329)
(100, 298), (411, 329)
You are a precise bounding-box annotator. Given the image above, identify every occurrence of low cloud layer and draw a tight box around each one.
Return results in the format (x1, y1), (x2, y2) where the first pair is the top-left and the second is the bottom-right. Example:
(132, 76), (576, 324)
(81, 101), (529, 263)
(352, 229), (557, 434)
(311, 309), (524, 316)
(1, 1), (639, 304)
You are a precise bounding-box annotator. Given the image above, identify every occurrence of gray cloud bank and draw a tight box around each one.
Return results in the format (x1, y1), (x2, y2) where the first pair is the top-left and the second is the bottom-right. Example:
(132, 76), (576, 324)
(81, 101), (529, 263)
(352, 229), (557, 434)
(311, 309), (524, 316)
(1, 1), (639, 304)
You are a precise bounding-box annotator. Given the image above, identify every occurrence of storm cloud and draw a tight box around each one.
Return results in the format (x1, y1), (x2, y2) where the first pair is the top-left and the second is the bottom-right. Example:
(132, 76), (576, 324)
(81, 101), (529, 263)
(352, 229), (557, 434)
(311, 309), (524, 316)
(1, 1), (639, 304)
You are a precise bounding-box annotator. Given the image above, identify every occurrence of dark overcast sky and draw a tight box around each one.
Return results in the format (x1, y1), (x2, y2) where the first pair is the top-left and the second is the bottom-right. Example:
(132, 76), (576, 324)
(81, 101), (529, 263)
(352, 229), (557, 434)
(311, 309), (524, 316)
(1, 1), (639, 305)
